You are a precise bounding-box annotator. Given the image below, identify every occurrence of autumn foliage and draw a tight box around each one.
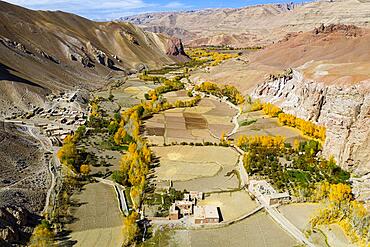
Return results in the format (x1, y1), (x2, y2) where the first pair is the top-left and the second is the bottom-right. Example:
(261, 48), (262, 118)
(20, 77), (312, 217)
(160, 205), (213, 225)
(236, 135), (285, 150)
(57, 126), (87, 173)
(122, 212), (139, 246)
(278, 113), (326, 142)
(186, 48), (239, 67)
(195, 81), (245, 105)
(145, 78), (185, 100)
(29, 220), (55, 247)
(250, 99), (263, 111)
(248, 100), (326, 142)
(57, 135), (78, 172)
(262, 103), (282, 117)
(79, 164), (91, 175)
(310, 182), (370, 246)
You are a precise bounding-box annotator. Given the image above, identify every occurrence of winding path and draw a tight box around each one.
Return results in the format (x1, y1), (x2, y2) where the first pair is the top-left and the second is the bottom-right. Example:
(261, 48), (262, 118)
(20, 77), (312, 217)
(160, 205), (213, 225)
(26, 125), (58, 215)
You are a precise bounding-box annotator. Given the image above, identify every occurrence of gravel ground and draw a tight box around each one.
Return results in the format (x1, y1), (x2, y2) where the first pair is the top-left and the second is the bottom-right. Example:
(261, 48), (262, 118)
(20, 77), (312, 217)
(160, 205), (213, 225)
(0, 122), (50, 214)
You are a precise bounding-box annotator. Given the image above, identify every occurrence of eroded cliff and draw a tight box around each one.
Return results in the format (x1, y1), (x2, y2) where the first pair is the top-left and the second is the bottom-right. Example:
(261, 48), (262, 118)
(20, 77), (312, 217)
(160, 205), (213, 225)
(252, 70), (370, 176)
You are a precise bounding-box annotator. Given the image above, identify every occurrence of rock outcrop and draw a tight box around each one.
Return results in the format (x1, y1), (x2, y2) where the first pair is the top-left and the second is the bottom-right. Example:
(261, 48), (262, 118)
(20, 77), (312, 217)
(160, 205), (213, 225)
(252, 70), (370, 175)
(0, 37), (29, 54)
(0, 206), (33, 245)
(86, 42), (115, 69)
(166, 37), (188, 57)
(313, 23), (361, 37)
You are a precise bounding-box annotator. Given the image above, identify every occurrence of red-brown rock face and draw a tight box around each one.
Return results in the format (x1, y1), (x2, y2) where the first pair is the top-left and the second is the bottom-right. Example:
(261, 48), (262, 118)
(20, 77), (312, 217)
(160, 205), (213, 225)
(166, 37), (188, 57)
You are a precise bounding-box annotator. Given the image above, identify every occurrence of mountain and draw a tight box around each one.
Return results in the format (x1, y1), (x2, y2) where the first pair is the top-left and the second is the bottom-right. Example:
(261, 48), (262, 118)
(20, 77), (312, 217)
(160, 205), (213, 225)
(0, 1), (188, 115)
(190, 24), (370, 176)
(122, 0), (370, 47)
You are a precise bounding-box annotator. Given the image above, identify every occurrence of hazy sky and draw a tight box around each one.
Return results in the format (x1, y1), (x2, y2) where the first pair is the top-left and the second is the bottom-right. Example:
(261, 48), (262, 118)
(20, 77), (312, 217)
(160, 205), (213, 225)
(5, 0), (304, 20)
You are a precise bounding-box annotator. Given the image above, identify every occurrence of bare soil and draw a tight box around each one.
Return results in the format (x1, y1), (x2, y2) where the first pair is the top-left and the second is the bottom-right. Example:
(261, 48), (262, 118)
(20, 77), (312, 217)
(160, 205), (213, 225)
(198, 191), (258, 222)
(173, 212), (298, 247)
(0, 122), (49, 214)
(67, 182), (124, 247)
(152, 146), (240, 192)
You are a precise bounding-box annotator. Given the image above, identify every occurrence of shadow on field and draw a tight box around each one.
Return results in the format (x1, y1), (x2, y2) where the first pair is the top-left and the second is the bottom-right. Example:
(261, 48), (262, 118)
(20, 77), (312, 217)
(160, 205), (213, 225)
(57, 229), (78, 246)
(217, 207), (224, 222)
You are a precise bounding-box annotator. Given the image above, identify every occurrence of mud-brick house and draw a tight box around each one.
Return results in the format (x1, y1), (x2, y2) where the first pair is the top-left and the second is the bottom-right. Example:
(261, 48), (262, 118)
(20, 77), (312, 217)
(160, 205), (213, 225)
(175, 200), (193, 216)
(194, 205), (220, 224)
(169, 204), (179, 220)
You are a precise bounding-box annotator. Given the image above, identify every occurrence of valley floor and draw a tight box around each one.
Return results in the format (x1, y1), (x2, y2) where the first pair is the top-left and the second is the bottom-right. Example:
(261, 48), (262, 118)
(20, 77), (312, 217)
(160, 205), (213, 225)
(0, 62), (356, 247)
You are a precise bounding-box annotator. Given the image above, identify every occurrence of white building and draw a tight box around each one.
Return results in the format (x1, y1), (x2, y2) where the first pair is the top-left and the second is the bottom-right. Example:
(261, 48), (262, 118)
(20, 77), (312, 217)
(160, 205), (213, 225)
(248, 180), (290, 206)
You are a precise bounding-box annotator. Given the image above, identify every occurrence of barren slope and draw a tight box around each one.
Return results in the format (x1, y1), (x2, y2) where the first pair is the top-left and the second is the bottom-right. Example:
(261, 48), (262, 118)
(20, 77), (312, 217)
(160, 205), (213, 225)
(123, 0), (370, 47)
(191, 25), (370, 92)
(0, 1), (188, 115)
(191, 25), (370, 179)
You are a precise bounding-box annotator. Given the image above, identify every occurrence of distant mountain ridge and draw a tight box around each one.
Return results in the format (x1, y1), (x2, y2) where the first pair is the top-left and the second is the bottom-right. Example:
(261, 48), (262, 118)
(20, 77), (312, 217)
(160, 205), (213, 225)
(121, 0), (370, 47)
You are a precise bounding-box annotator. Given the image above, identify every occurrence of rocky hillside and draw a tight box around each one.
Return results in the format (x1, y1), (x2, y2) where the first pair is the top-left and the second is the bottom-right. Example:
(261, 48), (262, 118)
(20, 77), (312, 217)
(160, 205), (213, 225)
(190, 24), (370, 177)
(253, 70), (370, 176)
(0, 206), (37, 246)
(122, 0), (370, 47)
(0, 1), (188, 116)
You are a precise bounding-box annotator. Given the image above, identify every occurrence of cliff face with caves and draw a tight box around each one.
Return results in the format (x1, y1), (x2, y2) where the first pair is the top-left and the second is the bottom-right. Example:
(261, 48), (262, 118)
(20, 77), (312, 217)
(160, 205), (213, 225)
(252, 70), (370, 176)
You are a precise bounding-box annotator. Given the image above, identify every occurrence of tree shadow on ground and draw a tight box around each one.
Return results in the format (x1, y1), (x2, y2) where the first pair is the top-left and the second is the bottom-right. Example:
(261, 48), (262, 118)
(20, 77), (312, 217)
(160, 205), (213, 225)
(56, 229), (78, 247)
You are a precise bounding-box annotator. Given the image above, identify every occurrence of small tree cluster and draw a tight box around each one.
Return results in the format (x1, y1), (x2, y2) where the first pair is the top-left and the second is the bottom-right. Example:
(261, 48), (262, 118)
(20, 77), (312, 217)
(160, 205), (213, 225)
(57, 135), (79, 172)
(145, 77), (185, 100)
(186, 48), (239, 67)
(57, 126), (89, 174)
(310, 183), (370, 246)
(29, 220), (55, 247)
(88, 99), (109, 129)
(262, 103), (282, 117)
(119, 141), (152, 209)
(122, 212), (139, 246)
(250, 99), (263, 111)
(240, 138), (349, 195)
(195, 81), (245, 105)
(174, 95), (201, 108)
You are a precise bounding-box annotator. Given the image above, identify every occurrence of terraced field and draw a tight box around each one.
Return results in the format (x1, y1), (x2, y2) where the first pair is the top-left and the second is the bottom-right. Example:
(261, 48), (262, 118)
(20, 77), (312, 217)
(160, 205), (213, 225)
(231, 110), (308, 144)
(67, 182), (124, 247)
(151, 146), (240, 192)
(165, 90), (193, 104)
(144, 98), (237, 145)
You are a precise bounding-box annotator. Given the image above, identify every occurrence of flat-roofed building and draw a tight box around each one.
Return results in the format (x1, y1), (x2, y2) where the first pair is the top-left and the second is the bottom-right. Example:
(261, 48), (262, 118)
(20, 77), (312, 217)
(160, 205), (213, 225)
(189, 191), (203, 201)
(248, 180), (290, 206)
(194, 205), (219, 224)
(175, 200), (193, 216)
(169, 204), (180, 220)
(267, 192), (290, 205)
